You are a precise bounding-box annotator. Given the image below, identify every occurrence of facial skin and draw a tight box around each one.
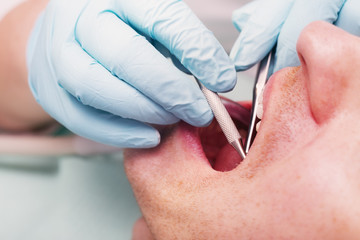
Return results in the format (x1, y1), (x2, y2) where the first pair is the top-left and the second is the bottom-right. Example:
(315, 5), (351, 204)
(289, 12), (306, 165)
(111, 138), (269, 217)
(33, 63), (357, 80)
(124, 21), (360, 239)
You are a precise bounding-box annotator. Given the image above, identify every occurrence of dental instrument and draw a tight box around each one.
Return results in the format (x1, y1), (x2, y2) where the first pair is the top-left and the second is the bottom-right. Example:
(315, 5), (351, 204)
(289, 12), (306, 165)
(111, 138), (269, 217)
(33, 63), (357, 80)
(196, 78), (246, 159)
(245, 48), (275, 153)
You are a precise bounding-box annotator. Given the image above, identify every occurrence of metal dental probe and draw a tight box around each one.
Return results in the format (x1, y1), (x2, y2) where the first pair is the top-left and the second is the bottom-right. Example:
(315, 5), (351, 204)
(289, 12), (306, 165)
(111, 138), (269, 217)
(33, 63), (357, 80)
(195, 78), (246, 160)
(245, 47), (275, 154)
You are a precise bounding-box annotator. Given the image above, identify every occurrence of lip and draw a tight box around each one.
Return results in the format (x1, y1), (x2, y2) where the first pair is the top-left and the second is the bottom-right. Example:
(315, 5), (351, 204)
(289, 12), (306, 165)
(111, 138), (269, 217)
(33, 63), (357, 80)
(176, 121), (210, 166)
(262, 69), (283, 117)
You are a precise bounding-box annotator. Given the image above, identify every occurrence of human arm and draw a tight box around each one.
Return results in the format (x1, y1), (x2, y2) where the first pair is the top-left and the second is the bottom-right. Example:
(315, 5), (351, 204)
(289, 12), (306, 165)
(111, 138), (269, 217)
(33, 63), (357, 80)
(0, 0), (52, 131)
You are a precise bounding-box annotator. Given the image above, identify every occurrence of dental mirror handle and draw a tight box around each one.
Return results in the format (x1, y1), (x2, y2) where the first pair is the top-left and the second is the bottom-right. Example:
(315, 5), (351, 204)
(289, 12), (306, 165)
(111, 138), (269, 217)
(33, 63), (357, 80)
(196, 78), (246, 159)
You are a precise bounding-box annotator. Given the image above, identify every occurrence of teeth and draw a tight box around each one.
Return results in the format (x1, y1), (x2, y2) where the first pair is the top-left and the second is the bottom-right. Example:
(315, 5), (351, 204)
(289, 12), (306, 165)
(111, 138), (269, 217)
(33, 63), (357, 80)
(256, 104), (263, 119)
(256, 121), (261, 132)
(256, 88), (264, 119)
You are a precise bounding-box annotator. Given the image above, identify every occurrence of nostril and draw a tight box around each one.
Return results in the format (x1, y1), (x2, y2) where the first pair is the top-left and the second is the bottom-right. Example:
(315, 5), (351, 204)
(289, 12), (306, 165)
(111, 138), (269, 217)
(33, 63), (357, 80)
(298, 52), (306, 70)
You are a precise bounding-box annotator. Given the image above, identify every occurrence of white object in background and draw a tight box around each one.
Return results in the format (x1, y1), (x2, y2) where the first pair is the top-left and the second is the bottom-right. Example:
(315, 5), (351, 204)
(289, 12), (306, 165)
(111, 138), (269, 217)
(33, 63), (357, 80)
(0, 134), (120, 156)
(0, 0), (26, 20)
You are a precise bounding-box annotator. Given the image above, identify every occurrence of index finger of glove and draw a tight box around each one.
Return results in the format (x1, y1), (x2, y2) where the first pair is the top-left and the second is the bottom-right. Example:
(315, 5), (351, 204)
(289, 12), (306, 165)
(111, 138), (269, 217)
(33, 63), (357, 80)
(116, 0), (236, 92)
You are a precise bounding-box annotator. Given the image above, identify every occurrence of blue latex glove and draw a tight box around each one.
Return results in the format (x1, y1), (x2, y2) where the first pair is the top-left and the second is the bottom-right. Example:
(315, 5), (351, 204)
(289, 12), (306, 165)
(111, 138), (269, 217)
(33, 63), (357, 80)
(230, 0), (360, 73)
(27, 0), (237, 148)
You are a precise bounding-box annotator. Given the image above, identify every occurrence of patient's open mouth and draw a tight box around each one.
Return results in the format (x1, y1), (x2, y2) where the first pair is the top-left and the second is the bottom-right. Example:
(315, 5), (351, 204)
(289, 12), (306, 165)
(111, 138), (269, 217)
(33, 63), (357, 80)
(198, 98), (251, 172)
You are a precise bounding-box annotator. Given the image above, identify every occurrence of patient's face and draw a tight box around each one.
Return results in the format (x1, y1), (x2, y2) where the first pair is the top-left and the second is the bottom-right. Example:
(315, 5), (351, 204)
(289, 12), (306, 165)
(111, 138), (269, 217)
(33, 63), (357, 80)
(124, 21), (360, 239)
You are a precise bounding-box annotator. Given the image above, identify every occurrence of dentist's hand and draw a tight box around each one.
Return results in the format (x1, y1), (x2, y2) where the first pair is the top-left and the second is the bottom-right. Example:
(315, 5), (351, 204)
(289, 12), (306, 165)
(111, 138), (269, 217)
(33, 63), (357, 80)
(230, 0), (360, 73)
(27, 0), (236, 148)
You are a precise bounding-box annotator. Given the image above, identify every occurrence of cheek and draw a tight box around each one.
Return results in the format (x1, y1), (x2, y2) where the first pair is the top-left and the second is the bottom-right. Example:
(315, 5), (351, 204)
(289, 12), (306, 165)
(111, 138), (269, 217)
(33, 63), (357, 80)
(305, 60), (349, 123)
(254, 144), (360, 239)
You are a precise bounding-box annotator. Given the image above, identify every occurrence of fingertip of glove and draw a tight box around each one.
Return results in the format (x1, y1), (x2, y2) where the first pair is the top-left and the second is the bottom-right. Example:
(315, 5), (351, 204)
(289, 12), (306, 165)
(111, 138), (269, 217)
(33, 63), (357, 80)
(234, 62), (257, 71)
(204, 66), (237, 93)
(192, 109), (214, 128)
(125, 130), (161, 149)
(230, 39), (266, 71)
(199, 106), (214, 127)
(139, 131), (161, 148)
(183, 98), (214, 127)
(230, 38), (251, 70)
(230, 47), (257, 71)
(138, 127), (161, 148)
(199, 113), (214, 127)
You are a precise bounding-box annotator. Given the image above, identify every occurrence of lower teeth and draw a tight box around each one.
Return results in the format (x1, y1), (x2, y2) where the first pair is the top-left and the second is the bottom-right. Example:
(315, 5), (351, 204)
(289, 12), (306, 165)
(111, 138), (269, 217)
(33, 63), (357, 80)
(256, 120), (261, 132)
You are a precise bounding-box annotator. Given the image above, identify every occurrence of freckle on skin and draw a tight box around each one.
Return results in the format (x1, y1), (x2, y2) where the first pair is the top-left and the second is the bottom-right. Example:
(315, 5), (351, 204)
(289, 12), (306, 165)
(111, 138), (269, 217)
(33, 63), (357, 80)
(242, 66), (308, 178)
(280, 67), (301, 92)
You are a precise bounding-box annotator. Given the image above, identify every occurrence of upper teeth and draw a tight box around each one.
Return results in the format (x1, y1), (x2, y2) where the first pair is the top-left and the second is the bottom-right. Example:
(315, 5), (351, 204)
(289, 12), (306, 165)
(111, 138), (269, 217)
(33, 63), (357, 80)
(256, 88), (264, 120)
(257, 104), (263, 119)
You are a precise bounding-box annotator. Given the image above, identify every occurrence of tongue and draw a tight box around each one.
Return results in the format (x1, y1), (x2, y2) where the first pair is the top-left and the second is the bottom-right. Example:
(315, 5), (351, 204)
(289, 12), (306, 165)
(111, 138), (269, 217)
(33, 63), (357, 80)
(199, 99), (251, 172)
(213, 144), (243, 171)
(200, 120), (244, 172)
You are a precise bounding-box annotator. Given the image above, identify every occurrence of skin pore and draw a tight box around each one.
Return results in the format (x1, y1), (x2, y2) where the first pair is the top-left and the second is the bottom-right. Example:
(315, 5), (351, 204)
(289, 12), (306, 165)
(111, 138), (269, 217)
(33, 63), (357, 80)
(124, 21), (360, 239)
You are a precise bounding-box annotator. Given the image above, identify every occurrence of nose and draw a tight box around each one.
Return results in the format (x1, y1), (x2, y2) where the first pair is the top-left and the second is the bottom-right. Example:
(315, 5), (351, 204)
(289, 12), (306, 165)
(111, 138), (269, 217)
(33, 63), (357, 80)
(296, 21), (360, 123)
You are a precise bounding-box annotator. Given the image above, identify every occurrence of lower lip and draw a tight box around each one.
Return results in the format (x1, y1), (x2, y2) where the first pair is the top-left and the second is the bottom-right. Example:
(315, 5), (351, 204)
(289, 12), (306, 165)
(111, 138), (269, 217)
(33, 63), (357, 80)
(177, 121), (211, 166)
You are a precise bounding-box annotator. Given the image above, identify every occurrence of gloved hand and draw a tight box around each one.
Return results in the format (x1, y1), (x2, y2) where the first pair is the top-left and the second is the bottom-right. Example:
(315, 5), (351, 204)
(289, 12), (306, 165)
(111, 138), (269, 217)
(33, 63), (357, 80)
(230, 0), (360, 73)
(27, 0), (236, 148)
